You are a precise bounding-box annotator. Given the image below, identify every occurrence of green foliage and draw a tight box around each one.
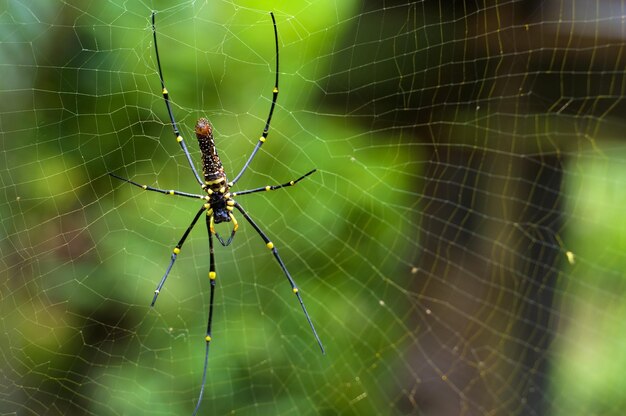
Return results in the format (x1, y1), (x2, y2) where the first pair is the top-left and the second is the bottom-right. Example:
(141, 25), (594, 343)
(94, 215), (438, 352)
(4, 1), (626, 415)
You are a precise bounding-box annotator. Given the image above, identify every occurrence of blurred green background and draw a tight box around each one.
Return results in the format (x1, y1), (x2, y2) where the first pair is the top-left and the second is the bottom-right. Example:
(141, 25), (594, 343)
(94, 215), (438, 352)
(2, 0), (626, 415)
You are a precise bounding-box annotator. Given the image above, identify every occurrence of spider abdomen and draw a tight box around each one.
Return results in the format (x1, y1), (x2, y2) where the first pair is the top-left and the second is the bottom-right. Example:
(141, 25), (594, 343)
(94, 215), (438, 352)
(195, 118), (227, 184)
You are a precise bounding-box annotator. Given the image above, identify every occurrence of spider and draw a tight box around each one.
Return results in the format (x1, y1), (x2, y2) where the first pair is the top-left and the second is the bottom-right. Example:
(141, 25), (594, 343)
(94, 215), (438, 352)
(109, 11), (324, 414)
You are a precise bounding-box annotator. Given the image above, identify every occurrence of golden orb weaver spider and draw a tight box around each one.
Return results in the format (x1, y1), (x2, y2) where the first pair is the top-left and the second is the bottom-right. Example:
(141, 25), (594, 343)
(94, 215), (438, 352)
(109, 11), (324, 415)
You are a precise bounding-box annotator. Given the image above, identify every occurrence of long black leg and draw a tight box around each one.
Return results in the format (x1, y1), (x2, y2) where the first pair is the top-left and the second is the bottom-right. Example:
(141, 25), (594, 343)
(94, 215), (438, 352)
(192, 218), (217, 416)
(233, 169), (316, 197)
(109, 173), (205, 200)
(151, 205), (207, 306)
(152, 11), (203, 186)
(230, 12), (279, 186)
(234, 202), (325, 354)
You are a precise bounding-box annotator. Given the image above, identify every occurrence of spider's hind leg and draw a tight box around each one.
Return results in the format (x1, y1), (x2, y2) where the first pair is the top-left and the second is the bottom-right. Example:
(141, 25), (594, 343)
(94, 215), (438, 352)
(151, 11), (204, 185)
(230, 12), (280, 186)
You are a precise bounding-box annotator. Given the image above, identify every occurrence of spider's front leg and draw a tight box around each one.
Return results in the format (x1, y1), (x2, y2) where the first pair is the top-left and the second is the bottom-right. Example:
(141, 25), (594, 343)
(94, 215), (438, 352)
(191, 216), (218, 416)
(233, 201), (325, 354)
(151, 204), (208, 306)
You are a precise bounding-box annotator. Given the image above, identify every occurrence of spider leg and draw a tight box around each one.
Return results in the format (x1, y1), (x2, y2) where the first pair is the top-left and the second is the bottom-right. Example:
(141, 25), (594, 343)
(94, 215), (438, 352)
(192, 218), (217, 416)
(232, 169), (316, 197)
(151, 12), (204, 186)
(234, 201), (325, 354)
(230, 12), (279, 186)
(151, 205), (207, 306)
(109, 173), (206, 200)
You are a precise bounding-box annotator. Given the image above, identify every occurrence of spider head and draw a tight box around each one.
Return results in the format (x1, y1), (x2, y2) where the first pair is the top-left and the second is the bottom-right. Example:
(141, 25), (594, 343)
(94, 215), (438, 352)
(211, 205), (238, 247)
(213, 207), (231, 224)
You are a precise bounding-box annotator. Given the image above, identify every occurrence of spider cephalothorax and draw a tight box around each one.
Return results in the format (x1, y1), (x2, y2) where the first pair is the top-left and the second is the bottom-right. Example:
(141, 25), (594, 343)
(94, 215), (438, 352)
(109, 11), (323, 416)
(206, 189), (234, 225)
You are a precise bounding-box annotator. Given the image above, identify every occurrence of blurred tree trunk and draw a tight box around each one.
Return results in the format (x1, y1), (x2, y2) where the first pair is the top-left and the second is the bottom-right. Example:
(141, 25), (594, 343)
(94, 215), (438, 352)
(322, 1), (624, 414)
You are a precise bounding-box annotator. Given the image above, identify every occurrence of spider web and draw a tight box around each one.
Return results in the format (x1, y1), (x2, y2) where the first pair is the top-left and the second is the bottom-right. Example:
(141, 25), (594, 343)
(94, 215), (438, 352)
(2, 0), (626, 414)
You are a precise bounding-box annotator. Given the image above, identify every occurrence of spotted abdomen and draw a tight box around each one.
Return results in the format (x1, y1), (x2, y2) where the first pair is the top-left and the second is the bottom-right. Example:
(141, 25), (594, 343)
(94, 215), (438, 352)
(195, 118), (227, 185)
